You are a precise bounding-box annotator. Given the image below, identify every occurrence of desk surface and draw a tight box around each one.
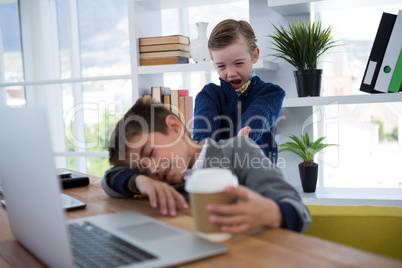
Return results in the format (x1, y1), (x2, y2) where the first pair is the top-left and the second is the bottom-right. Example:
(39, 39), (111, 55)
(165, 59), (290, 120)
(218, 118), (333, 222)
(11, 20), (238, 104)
(1, 175), (401, 268)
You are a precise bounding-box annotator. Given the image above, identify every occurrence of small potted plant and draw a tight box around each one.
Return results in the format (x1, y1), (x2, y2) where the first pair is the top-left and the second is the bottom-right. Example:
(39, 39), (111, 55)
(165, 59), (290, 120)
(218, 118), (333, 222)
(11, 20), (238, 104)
(279, 133), (339, 192)
(268, 19), (339, 97)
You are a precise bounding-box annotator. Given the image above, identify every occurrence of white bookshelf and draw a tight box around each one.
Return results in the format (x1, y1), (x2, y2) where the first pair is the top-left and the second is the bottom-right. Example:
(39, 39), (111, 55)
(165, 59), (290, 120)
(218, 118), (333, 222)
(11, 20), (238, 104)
(301, 187), (402, 207)
(148, 0), (246, 9)
(267, 0), (402, 15)
(267, 0), (318, 15)
(138, 59), (278, 75)
(283, 93), (402, 108)
(131, 0), (402, 192)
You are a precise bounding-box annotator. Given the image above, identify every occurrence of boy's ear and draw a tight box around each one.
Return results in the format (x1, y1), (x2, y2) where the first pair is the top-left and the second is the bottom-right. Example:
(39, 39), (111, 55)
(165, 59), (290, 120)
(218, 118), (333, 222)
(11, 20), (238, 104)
(165, 115), (184, 135)
(252, 47), (260, 64)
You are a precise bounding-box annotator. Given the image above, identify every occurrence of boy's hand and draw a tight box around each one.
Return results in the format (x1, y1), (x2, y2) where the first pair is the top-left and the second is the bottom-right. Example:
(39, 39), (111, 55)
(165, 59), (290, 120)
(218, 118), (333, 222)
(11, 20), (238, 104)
(135, 175), (188, 216)
(206, 185), (282, 234)
(237, 126), (251, 137)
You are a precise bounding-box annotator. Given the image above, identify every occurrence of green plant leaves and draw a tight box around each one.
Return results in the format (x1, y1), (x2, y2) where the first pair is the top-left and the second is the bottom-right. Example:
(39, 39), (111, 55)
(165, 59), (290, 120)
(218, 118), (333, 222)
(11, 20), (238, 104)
(278, 133), (339, 163)
(268, 19), (339, 70)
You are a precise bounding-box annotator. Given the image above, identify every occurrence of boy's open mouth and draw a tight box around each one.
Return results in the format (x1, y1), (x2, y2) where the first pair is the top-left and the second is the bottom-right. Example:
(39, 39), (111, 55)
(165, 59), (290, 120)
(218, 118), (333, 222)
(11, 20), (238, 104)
(229, 79), (242, 89)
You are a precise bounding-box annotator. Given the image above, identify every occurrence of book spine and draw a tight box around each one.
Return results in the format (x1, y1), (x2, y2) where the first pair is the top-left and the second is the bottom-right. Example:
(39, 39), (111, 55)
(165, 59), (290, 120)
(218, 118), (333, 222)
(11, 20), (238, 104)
(161, 86), (170, 95)
(139, 35), (190, 46)
(389, 49), (402, 92)
(374, 10), (402, 92)
(151, 86), (162, 103)
(360, 12), (397, 94)
(177, 89), (189, 97)
(162, 95), (171, 110)
(140, 44), (190, 53)
(179, 96), (186, 123)
(140, 50), (191, 59)
(170, 90), (180, 117)
(184, 96), (194, 136)
(140, 57), (189, 66)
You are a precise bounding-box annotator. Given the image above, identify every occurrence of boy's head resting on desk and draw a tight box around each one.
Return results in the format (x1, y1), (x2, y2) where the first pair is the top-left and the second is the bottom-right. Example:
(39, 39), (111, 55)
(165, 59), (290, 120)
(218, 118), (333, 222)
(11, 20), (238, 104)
(208, 19), (259, 91)
(108, 97), (202, 184)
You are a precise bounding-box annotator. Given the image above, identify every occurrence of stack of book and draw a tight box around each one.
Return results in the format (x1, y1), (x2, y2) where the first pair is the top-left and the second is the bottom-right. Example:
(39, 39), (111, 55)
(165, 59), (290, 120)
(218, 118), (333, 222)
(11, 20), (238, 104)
(143, 87), (194, 134)
(360, 10), (402, 93)
(139, 35), (191, 66)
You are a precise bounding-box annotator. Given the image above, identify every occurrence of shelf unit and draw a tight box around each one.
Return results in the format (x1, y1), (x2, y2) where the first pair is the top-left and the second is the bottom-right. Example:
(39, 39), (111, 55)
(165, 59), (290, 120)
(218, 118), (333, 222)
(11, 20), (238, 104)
(267, 0), (318, 15)
(283, 93), (402, 108)
(137, 59), (278, 75)
(131, 0), (402, 189)
(257, 0), (402, 188)
(131, 0), (259, 98)
(267, 0), (402, 15)
(301, 187), (402, 206)
(279, 92), (402, 187)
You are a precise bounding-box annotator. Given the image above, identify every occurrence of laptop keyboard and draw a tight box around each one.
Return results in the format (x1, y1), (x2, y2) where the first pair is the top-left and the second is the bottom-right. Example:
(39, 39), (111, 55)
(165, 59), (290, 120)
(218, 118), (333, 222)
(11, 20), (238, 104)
(69, 221), (157, 268)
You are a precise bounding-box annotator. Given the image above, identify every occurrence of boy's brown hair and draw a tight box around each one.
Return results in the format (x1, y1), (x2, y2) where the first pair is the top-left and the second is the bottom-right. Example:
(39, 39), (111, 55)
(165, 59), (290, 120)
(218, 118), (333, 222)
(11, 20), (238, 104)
(108, 97), (181, 166)
(208, 19), (258, 56)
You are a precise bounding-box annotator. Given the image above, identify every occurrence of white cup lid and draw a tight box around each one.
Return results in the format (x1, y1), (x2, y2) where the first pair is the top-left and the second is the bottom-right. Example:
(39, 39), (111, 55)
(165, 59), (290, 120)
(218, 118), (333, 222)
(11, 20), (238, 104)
(185, 168), (238, 193)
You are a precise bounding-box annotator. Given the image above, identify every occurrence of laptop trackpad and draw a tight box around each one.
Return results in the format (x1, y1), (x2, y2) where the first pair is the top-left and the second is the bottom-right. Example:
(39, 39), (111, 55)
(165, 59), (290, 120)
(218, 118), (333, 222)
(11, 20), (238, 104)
(119, 222), (182, 242)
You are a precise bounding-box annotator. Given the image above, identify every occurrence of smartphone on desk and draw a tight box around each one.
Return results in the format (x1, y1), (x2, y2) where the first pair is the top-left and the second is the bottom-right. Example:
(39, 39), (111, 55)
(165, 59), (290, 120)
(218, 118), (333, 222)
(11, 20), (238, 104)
(56, 169), (73, 178)
(56, 169), (90, 189)
(1, 193), (86, 211)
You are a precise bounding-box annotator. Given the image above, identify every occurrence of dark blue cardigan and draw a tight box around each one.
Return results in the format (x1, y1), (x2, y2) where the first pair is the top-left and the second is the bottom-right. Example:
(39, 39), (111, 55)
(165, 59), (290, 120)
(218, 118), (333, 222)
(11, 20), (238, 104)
(193, 76), (285, 163)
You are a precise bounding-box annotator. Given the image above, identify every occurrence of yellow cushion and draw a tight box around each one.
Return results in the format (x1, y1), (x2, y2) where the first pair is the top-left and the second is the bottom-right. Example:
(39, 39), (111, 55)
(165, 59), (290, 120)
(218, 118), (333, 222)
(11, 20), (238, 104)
(305, 205), (402, 261)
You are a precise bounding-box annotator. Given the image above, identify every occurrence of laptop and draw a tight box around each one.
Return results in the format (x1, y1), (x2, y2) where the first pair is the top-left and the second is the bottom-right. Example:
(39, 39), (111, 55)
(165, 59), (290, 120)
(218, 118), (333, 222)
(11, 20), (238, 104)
(1, 193), (87, 211)
(0, 106), (227, 268)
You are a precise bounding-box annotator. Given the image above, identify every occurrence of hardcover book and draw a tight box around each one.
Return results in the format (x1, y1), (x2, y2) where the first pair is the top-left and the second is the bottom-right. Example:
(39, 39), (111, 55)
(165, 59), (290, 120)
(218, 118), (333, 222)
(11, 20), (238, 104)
(140, 50), (191, 59)
(161, 86), (170, 95)
(170, 89), (189, 117)
(151, 86), (162, 103)
(162, 95), (171, 110)
(140, 43), (190, 53)
(140, 57), (189, 66)
(179, 96), (186, 123)
(139, 35), (190, 46)
(184, 96), (194, 135)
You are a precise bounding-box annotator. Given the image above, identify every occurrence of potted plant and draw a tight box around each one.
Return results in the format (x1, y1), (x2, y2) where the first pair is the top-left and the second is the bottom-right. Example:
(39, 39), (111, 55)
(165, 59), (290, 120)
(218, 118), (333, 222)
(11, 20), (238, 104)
(279, 133), (339, 192)
(268, 19), (339, 97)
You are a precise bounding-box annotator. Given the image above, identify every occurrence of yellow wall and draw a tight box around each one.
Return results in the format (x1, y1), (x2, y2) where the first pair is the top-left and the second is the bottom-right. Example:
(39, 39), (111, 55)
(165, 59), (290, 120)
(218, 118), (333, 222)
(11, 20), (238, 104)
(305, 205), (402, 261)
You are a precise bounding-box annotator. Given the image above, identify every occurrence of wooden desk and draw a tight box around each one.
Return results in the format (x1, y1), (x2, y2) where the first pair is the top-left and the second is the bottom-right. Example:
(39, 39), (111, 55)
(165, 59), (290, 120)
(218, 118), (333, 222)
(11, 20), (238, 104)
(1, 176), (401, 268)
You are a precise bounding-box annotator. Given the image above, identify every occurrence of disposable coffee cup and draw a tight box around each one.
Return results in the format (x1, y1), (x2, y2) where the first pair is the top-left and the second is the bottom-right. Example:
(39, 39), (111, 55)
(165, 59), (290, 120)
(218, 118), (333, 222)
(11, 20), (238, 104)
(185, 168), (238, 242)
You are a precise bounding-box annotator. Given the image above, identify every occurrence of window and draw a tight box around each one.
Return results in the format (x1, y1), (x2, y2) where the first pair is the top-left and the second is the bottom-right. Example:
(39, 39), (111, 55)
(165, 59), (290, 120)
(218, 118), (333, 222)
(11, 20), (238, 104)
(316, 3), (402, 188)
(0, 1), (25, 106)
(56, 0), (131, 176)
(0, 0), (132, 177)
(0, 0), (249, 178)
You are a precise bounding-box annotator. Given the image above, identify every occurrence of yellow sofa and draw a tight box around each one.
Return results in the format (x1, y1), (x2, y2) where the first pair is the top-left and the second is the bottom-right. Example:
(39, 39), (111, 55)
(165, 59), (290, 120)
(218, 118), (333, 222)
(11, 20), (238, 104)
(305, 205), (402, 261)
